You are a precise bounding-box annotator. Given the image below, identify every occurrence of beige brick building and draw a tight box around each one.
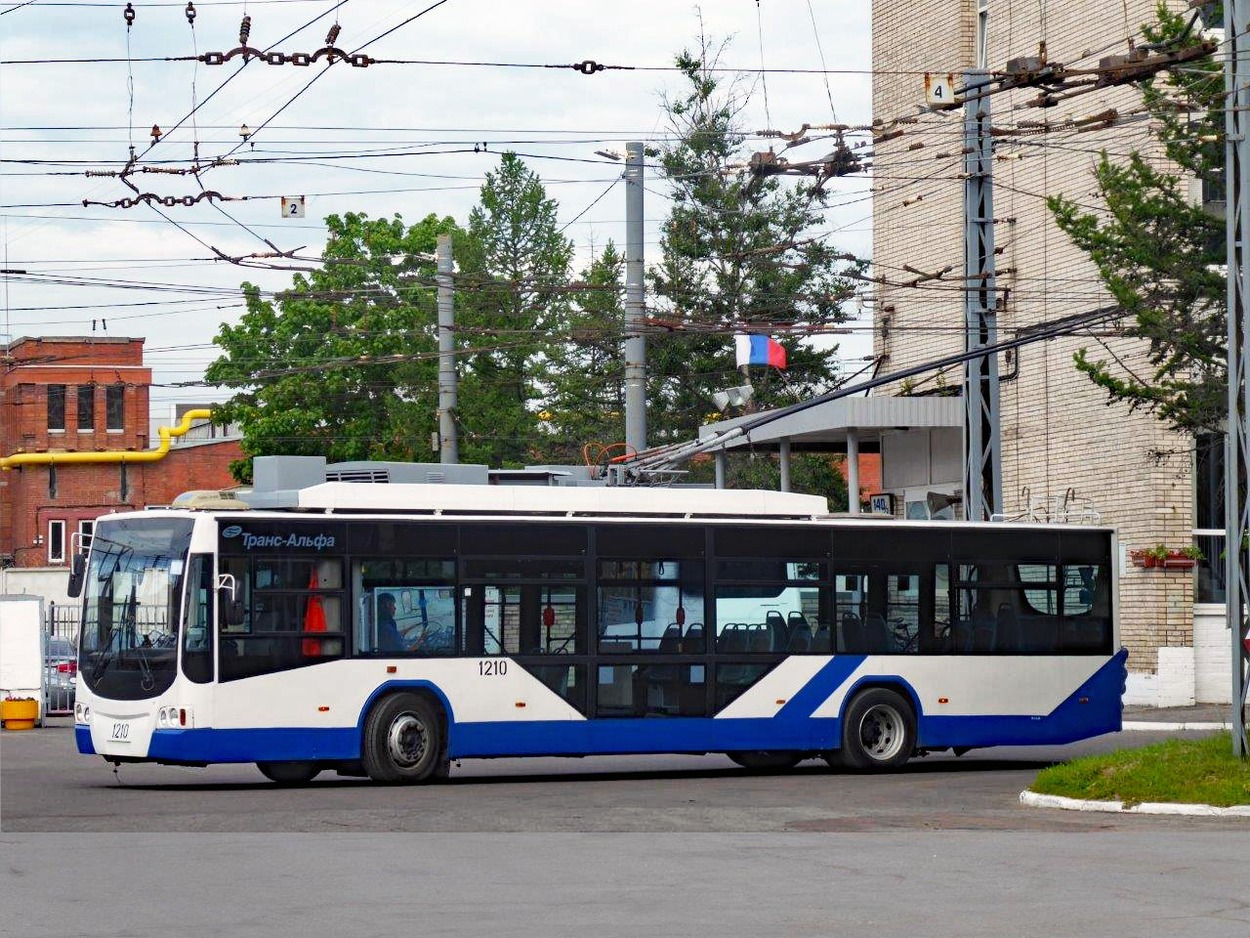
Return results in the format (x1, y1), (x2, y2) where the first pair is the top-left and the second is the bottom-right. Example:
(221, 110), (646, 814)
(870, 1), (1229, 703)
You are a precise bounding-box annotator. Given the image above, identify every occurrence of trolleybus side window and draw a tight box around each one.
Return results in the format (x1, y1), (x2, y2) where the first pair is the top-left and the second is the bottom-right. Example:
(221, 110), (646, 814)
(217, 555), (346, 681)
(938, 561), (1111, 655)
(713, 560), (828, 655)
(353, 558), (456, 656)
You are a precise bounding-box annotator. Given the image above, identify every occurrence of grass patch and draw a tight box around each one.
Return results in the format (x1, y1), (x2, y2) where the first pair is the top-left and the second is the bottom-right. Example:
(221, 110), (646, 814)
(1031, 733), (1250, 807)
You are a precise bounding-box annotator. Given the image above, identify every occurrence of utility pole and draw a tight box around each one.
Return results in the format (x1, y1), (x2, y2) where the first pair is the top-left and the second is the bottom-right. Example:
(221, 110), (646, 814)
(962, 67), (1002, 522)
(624, 141), (647, 454)
(436, 232), (458, 465)
(1224, 0), (1250, 757)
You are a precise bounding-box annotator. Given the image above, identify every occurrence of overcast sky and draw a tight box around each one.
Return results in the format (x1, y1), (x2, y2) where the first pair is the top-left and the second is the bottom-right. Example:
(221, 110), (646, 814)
(0, 0), (873, 415)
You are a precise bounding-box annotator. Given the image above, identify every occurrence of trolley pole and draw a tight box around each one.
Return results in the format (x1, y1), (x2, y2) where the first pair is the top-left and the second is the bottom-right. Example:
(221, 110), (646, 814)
(436, 232), (458, 465)
(624, 141), (647, 454)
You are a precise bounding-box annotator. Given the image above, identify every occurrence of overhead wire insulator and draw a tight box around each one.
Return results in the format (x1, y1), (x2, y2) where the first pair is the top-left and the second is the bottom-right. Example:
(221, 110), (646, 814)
(326, 24), (341, 47)
(185, 2), (196, 26)
(239, 15), (252, 47)
(123, 2), (135, 27)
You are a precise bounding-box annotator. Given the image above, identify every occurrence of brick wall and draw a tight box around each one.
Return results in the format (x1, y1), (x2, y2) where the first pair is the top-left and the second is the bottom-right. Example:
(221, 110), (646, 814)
(1, 336), (240, 567)
(872, 1), (1196, 676)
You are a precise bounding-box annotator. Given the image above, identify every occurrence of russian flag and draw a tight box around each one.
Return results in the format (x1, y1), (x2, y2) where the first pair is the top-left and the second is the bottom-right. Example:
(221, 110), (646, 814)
(734, 334), (787, 369)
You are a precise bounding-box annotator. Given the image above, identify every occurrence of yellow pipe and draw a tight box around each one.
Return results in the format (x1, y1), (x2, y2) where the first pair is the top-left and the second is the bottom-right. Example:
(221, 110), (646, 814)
(0, 409), (215, 471)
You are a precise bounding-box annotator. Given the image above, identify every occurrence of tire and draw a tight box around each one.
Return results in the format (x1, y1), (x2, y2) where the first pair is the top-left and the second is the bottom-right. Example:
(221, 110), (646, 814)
(362, 692), (443, 784)
(256, 761), (322, 785)
(839, 687), (915, 772)
(727, 751), (803, 771)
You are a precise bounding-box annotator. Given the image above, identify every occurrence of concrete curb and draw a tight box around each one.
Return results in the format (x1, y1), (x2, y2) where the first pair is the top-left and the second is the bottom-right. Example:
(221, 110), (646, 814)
(1020, 790), (1250, 817)
(1121, 721), (1231, 732)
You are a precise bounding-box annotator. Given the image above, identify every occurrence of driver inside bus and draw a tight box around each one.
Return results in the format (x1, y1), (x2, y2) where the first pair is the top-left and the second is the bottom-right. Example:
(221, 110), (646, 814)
(375, 593), (404, 653)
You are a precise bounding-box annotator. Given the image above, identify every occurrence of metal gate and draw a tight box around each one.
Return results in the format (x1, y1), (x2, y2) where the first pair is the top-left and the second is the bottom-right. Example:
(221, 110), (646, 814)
(43, 602), (79, 716)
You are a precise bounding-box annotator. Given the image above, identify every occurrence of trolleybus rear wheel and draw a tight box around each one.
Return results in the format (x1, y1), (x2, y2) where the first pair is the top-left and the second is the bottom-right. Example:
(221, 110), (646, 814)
(362, 692), (443, 783)
(839, 687), (915, 772)
(256, 761), (322, 785)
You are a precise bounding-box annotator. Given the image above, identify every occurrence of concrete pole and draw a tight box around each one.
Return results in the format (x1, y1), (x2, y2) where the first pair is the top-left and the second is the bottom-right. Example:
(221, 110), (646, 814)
(715, 451), (727, 490)
(624, 141), (647, 454)
(436, 232), (458, 465)
(778, 438), (791, 492)
(846, 429), (860, 514)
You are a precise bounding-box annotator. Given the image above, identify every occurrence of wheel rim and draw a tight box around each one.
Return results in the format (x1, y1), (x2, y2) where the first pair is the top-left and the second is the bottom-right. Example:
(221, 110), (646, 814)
(858, 703), (905, 761)
(386, 711), (429, 769)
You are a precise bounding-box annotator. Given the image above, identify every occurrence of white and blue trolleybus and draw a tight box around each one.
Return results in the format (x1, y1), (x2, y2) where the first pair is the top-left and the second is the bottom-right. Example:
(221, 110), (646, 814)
(71, 474), (1126, 783)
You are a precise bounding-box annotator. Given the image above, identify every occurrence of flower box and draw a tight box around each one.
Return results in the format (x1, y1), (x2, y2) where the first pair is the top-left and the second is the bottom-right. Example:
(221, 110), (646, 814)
(1129, 548), (1200, 571)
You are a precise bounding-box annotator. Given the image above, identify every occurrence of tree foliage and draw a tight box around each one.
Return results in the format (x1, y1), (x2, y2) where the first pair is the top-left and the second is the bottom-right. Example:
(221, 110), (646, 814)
(1048, 4), (1226, 433)
(648, 34), (864, 448)
(541, 240), (628, 462)
(456, 152), (575, 466)
(205, 212), (460, 481)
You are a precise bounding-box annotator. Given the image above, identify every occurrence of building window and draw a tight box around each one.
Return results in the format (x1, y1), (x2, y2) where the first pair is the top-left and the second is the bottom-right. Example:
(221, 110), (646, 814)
(1194, 433), (1225, 604)
(78, 384), (96, 431)
(48, 520), (66, 564)
(106, 384), (124, 431)
(77, 519), (95, 554)
(48, 384), (66, 432)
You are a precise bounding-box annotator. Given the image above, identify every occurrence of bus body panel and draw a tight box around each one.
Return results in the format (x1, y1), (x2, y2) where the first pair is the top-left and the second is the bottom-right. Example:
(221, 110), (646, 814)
(78, 649), (1125, 764)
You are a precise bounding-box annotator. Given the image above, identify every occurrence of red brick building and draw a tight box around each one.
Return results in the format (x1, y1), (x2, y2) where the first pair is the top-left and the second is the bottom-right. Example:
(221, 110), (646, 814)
(0, 336), (241, 569)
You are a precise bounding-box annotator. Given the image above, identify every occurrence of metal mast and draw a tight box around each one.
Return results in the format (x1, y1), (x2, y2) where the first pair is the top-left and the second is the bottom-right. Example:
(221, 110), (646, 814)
(962, 68), (1002, 522)
(1224, 0), (1249, 756)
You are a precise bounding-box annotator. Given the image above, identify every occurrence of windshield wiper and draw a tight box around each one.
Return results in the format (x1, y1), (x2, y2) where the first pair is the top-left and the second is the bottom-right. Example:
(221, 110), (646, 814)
(92, 625), (119, 678)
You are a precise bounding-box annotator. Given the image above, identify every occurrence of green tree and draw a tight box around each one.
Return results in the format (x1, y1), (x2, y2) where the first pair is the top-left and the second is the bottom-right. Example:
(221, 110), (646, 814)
(205, 212), (460, 481)
(1048, 4), (1225, 433)
(648, 35), (864, 445)
(541, 240), (628, 463)
(457, 152), (575, 466)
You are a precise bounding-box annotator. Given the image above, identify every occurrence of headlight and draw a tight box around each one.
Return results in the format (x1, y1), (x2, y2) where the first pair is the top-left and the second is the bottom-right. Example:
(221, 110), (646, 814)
(157, 708), (170, 727)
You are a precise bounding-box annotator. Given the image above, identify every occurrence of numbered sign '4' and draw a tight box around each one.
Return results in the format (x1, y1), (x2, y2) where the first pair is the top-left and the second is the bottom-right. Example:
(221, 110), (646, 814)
(280, 196), (306, 218)
(924, 73), (958, 109)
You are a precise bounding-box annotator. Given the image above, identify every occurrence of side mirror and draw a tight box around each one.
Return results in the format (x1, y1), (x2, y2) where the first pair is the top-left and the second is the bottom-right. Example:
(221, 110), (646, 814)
(67, 554), (87, 598)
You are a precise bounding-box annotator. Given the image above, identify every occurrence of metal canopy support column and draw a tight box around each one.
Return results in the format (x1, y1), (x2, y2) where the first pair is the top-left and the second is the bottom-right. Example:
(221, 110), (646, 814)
(714, 451), (727, 490)
(962, 70), (1002, 522)
(1224, 0), (1249, 757)
(846, 429), (861, 513)
(779, 438), (792, 493)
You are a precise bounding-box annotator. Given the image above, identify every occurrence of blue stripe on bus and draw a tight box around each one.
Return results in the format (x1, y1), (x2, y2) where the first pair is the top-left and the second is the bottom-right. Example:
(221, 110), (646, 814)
(75, 725), (95, 754)
(148, 726), (361, 763)
(134, 650), (1127, 764)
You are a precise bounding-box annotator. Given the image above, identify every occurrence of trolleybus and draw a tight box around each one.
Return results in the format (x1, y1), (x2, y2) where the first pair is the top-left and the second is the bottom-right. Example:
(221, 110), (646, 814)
(71, 476), (1125, 783)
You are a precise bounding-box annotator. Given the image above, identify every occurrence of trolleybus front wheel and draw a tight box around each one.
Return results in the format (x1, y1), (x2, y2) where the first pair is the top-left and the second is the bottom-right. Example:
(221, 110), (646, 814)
(362, 692), (443, 783)
(256, 761), (322, 785)
(839, 687), (915, 772)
